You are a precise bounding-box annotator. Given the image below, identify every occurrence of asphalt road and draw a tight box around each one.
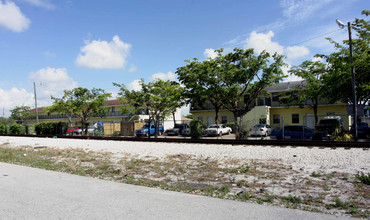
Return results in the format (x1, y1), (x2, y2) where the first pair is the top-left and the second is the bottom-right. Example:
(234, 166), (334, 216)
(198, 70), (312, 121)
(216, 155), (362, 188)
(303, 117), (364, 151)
(0, 162), (355, 220)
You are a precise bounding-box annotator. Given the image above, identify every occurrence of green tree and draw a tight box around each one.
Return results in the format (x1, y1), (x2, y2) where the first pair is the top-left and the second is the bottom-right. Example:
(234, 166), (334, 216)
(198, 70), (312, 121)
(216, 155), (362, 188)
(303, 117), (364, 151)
(0, 117), (15, 125)
(10, 106), (31, 125)
(47, 87), (111, 134)
(178, 48), (285, 139)
(280, 60), (326, 125)
(320, 11), (369, 106)
(114, 79), (185, 138)
(177, 58), (224, 126)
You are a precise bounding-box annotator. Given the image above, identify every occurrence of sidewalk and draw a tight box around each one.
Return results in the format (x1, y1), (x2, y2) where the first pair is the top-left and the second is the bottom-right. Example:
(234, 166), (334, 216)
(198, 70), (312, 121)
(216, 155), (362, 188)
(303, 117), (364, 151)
(0, 162), (355, 220)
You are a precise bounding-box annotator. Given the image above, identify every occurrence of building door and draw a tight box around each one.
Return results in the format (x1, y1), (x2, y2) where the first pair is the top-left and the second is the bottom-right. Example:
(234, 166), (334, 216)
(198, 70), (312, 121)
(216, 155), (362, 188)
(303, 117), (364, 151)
(306, 114), (314, 129)
(207, 116), (213, 127)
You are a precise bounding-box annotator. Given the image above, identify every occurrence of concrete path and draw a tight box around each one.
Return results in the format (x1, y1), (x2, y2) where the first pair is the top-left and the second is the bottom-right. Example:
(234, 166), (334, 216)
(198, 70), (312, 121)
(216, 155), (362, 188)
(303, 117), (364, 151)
(0, 162), (354, 220)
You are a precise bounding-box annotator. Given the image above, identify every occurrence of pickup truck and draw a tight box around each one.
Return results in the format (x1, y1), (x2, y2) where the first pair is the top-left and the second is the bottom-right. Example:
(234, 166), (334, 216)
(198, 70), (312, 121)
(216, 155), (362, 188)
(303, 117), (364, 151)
(135, 124), (164, 137)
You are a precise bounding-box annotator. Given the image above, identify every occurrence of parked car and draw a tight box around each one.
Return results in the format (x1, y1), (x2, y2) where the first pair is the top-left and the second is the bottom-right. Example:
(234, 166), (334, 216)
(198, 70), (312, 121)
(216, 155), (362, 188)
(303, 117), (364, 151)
(249, 124), (273, 137)
(181, 127), (191, 136)
(203, 124), (232, 137)
(83, 126), (96, 135)
(165, 124), (189, 136)
(351, 122), (370, 138)
(271, 125), (329, 140)
(67, 127), (81, 135)
(135, 124), (164, 137)
(316, 116), (343, 135)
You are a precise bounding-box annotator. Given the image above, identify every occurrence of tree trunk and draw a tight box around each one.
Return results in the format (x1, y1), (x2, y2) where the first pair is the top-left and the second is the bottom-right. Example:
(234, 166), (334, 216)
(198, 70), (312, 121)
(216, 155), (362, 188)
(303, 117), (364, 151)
(233, 112), (240, 140)
(214, 105), (220, 125)
(173, 111), (176, 127)
(147, 117), (151, 139)
(312, 98), (318, 126)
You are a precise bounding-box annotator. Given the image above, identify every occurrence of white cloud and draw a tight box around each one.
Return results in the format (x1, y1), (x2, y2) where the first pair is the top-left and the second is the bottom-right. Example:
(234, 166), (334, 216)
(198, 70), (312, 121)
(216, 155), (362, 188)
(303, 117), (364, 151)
(245, 31), (284, 55)
(22, 0), (55, 9)
(151, 71), (176, 81)
(0, 0), (30, 32)
(204, 48), (218, 59)
(76, 35), (131, 69)
(0, 87), (34, 114)
(285, 45), (309, 60)
(127, 80), (142, 91)
(245, 30), (309, 61)
(28, 67), (78, 101)
(280, 0), (333, 22)
(129, 65), (137, 72)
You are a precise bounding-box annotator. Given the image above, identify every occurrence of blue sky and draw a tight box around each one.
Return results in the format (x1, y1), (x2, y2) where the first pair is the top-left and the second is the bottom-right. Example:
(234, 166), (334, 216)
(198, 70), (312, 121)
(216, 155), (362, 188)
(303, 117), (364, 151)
(0, 0), (368, 117)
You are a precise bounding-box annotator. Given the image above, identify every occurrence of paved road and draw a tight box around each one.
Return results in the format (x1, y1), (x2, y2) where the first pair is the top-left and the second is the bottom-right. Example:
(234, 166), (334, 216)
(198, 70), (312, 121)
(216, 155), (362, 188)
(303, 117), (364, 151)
(0, 162), (354, 220)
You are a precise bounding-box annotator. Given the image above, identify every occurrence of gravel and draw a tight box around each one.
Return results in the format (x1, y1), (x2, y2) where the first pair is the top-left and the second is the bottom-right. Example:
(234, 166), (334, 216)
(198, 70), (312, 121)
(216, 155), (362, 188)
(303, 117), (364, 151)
(0, 136), (369, 174)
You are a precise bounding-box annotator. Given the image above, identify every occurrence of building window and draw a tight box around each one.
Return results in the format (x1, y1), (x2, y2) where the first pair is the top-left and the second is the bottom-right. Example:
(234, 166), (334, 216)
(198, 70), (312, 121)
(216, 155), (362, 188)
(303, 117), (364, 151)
(221, 116), (227, 124)
(273, 114), (280, 124)
(272, 93), (279, 102)
(292, 114), (299, 123)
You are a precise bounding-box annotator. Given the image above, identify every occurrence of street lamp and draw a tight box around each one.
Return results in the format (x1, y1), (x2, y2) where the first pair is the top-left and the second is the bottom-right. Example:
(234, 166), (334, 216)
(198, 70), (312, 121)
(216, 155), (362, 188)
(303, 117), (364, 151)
(336, 19), (358, 141)
(33, 82), (39, 124)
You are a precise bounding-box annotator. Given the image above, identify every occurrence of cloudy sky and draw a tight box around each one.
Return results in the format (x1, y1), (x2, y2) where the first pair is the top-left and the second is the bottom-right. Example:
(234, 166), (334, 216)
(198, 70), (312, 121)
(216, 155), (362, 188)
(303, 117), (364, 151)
(0, 0), (367, 117)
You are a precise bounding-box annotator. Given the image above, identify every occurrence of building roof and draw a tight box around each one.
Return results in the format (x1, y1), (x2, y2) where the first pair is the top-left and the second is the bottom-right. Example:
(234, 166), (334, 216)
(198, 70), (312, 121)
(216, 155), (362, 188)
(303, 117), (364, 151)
(265, 80), (307, 93)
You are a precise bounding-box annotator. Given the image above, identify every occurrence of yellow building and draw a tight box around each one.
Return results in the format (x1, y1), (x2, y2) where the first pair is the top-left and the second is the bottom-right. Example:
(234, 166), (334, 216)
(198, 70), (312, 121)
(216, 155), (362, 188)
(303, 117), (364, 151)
(190, 81), (351, 131)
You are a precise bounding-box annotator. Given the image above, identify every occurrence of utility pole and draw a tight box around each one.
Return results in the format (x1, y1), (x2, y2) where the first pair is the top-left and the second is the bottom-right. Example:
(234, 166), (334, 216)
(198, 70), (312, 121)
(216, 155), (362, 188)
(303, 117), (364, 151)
(347, 22), (358, 141)
(34, 82), (39, 124)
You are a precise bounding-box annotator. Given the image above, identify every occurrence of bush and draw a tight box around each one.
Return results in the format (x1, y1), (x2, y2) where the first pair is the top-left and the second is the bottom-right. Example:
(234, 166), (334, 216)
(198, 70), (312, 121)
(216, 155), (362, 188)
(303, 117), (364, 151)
(189, 120), (204, 139)
(35, 122), (68, 135)
(9, 124), (21, 134)
(0, 124), (6, 134)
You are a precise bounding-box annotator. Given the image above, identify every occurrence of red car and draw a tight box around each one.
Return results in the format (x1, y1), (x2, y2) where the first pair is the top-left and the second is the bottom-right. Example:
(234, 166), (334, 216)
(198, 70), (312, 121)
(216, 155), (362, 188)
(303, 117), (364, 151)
(67, 127), (81, 134)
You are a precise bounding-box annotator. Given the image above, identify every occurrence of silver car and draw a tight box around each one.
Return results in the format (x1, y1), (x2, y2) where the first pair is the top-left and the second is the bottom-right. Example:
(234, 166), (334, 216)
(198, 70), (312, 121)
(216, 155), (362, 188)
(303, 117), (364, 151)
(250, 124), (273, 137)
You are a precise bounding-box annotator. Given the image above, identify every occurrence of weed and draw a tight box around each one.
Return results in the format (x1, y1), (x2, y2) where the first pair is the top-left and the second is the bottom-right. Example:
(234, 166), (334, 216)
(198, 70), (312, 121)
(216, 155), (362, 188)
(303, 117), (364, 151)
(311, 172), (321, 178)
(281, 195), (302, 204)
(355, 172), (370, 185)
(323, 183), (331, 191)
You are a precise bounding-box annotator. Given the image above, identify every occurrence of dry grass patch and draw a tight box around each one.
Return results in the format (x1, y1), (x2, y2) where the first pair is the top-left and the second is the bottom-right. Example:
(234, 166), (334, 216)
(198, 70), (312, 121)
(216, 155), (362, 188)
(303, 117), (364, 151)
(0, 145), (368, 219)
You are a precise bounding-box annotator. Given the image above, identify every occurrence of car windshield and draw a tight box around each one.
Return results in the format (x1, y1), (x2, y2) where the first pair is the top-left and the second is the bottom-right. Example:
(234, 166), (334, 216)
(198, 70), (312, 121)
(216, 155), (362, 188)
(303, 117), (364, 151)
(209, 125), (219, 128)
(255, 125), (264, 128)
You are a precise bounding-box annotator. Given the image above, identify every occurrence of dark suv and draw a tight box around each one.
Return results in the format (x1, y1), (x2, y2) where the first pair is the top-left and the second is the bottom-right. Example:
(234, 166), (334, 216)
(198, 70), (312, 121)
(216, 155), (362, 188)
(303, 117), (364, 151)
(271, 125), (328, 140)
(316, 116), (343, 136)
(165, 124), (189, 136)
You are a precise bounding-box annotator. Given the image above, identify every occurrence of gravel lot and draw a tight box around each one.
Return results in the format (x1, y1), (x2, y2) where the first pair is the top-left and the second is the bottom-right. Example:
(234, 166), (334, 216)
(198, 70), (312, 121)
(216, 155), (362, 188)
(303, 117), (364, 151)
(0, 136), (368, 175)
(1, 136), (369, 218)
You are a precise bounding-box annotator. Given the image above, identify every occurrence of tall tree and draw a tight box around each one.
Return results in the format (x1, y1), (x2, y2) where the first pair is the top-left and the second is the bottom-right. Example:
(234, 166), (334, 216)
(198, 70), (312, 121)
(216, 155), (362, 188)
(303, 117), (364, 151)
(319, 11), (370, 107)
(177, 58), (224, 125)
(177, 48), (285, 139)
(10, 106), (31, 125)
(47, 87), (111, 134)
(280, 60), (326, 125)
(114, 79), (185, 138)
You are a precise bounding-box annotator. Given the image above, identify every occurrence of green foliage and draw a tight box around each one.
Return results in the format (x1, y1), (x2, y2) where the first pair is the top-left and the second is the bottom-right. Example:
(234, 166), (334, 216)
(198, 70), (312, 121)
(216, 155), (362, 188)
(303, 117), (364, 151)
(35, 122), (68, 135)
(114, 79), (185, 138)
(0, 117), (15, 125)
(177, 48), (285, 139)
(281, 195), (302, 204)
(47, 87), (111, 132)
(10, 106), (31, 125)
(319, 12), (370, 105)
(355, 172), (370, 185)
(0, 124), (6, 134)
(9, 124), (21, 134)
(189, 120), (204, 139)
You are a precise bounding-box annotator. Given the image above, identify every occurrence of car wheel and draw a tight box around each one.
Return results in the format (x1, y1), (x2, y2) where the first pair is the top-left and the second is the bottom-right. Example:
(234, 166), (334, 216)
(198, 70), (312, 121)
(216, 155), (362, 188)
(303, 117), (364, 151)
(277, 135), (283, 140)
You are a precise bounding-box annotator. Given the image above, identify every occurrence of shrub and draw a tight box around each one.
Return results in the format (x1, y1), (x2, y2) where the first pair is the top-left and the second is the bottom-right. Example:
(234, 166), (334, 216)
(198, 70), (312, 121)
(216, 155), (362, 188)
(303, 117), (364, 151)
(9, 124), (21, 134)
(189, 120), (204, 139)
(0, 124), (6, 134)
